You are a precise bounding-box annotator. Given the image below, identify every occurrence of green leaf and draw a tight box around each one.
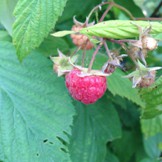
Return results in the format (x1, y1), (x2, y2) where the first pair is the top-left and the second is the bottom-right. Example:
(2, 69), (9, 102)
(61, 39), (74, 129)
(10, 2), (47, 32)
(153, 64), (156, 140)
(139, 158), (160, 162)
(0, 30), (12, 42)
(80, 20), (162, 39)
(154, 33), (162, 40)
(38, 35), (70, 57)
(51, 30), (74, 37)
(69, 98), (121, 162)
(141, 114), (162, 138)
(104, 149), (119, 162)
(108, 69), (144, 107)
(0, 41), (75, 162)
(111, 130), (142, 162)
(143, 133), (162, 160)
(57, 0), (99, 29)
(140, 76), (162, 119)
(114, 0), (144, 17)
(0, 0), (17, 35)
(13, 0), (68, 61)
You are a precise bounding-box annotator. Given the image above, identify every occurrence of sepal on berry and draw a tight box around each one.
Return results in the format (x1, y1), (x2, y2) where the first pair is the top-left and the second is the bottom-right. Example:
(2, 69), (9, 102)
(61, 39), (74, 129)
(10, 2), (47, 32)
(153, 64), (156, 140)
(73, 16), (95, 27)
(69, 58), (111, 77)
(124, 60), (162, 88)
(50, 50), (77, 76)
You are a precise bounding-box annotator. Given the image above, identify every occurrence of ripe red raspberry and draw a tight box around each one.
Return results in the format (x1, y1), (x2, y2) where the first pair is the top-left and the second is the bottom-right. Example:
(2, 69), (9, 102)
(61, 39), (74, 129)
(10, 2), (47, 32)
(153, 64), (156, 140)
(71, 25), (94, 50)
(65, 69), (107, 104)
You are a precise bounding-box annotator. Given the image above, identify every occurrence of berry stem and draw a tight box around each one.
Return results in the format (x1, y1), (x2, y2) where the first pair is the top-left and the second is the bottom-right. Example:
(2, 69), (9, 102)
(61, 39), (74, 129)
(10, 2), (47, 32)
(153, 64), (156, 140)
(107, 39), (137, 44)
(87, 2), (135, 23)
(88, 43), (102, 73)
(82, 49), (86, 67)
(82, 40), (89, 67)
(71, 46), (81, 57)
(99, 3), (113, 22)
(103, 41), (112, 59)
(135, 17), (162, 21)
(112, 2), (135, 20)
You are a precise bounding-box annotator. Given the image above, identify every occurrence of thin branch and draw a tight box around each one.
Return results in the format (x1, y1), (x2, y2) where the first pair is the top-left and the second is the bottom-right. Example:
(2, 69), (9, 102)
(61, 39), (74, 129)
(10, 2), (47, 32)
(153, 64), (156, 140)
(99, 3), (113, 22)
(82, 49), (86, 67)
(103, 41), (112, 59)
(135, 17), (162, 21)
(71, 46), (81, 57)
(151, 1), (162, 17)
(86, 2), (135, 22)
(88, 43), (102, 72)
(112, 3), (135, 20)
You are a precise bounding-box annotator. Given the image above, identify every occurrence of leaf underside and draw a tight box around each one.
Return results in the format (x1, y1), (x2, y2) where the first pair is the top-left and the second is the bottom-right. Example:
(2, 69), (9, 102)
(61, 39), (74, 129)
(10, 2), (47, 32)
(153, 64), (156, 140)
(80, 20), (162, 39)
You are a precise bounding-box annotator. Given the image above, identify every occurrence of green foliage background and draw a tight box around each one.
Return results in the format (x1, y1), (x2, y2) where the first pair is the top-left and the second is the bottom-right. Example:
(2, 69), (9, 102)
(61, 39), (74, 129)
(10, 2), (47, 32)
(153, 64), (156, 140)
(0, 0), (162, 162)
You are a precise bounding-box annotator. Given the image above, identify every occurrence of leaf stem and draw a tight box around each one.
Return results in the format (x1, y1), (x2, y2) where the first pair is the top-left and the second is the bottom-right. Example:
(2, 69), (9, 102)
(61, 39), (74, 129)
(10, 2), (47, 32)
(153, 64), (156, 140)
(88, 43), (102, 72)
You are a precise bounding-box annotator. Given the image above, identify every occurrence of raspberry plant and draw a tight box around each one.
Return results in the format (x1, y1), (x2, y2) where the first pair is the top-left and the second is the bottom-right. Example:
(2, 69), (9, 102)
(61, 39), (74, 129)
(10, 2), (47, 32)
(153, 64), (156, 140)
(0, 1), (162, 162)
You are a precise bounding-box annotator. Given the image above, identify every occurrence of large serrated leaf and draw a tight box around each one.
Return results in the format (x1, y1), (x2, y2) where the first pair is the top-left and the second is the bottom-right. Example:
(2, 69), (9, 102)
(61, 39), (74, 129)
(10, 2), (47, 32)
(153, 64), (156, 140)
(38, 35), (70, 56)
(104, 149), (119, 162)
(143, 133), (162, 160)
(69, 98), (121, 162)
(140, 76), (162, 119)
(111, 130), (142, 162)
(0, 30), (12, 42)
(108, 69), (144, 107)
(141, 115), (162, 138)
(13, 0), (67, 61)
(0, 41), (75, 162)
(80, 20), (162, 39)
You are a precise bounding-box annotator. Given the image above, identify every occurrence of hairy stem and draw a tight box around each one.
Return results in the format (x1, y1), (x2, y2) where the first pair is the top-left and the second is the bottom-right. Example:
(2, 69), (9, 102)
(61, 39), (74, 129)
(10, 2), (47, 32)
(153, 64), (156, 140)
(88, 43), (102, 72)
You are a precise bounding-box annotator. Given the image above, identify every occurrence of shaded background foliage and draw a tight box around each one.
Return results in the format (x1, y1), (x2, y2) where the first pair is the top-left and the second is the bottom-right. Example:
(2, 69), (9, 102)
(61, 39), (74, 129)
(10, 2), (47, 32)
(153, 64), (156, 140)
(0, 0), (162, 162)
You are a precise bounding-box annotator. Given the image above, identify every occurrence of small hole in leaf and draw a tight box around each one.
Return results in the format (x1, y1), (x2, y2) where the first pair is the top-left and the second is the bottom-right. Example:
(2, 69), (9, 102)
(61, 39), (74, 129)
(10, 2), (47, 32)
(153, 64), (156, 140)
(57, 136), (67, 145)
(49, 141), (53, 145)
(61, 148), (68, 153)
(43, 139), (48, 143)
(36, 153), (39, 156)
